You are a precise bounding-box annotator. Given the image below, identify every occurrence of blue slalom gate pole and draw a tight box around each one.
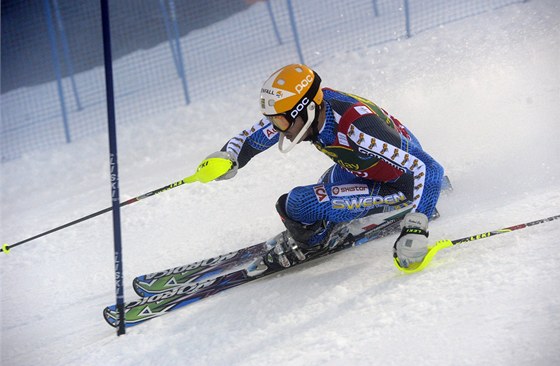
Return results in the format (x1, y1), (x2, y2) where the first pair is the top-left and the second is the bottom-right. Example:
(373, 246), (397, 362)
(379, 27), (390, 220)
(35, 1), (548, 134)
(100, 0), (126, 336)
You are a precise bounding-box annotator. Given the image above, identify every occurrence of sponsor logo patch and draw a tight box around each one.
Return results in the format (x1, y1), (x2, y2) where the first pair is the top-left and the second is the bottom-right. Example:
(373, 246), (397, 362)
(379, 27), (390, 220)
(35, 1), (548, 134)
(354, 105), (371, 115)
(331, 184), (369, 197)
(313, 185), (329, 202)
(332, 192), (408, 210)
(263, 125), (278, 139)
(337, 132), (349, 146)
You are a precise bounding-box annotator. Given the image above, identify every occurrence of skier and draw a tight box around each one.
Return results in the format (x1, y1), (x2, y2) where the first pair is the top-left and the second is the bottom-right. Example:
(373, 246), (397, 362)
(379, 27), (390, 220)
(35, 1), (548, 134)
(194, 64), (444, 270)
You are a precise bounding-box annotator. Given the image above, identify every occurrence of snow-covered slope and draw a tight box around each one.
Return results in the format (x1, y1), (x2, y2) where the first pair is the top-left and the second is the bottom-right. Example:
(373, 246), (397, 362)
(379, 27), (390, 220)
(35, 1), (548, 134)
(1, 0), (559, 365)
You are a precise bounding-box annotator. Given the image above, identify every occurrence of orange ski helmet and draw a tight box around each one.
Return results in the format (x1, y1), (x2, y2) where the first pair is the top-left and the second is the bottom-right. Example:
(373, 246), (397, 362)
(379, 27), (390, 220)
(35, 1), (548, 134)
(260, 64), (323, 133)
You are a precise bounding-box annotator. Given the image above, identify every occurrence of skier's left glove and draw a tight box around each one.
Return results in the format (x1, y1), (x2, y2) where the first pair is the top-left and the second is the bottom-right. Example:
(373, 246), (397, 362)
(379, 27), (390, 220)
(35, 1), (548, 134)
(186, 151), (238, 183)
(393, 212), (429, 268)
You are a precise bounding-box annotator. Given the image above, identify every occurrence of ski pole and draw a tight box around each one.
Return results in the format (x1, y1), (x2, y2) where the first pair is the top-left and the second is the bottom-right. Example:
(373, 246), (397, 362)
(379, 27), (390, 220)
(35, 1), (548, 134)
(1, 177), (188, 254)
(394, 214), (560, 274)
(1, 157), (233, 255)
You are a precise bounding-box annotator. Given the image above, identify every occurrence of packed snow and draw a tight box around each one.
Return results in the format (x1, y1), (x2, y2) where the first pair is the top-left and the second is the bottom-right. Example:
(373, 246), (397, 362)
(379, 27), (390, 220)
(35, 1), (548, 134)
(1, 0), (559, 365)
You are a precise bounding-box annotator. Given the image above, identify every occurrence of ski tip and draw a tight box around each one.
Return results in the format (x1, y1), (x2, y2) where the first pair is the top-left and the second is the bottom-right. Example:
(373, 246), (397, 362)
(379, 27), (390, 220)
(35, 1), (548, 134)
(132, 282), (150, 298)
(103, 306), (120, 328)
(1, 243), (10, 254)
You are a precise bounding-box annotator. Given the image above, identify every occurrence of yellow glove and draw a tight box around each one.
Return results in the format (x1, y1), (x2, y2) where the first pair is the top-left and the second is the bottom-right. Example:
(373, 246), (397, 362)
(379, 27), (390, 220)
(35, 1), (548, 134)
(185, 151), (238, 183)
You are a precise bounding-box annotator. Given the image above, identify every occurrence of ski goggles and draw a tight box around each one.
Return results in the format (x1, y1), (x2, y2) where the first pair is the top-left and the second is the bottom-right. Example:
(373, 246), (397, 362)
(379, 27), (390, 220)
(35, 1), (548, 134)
(267, 113), (294, 132)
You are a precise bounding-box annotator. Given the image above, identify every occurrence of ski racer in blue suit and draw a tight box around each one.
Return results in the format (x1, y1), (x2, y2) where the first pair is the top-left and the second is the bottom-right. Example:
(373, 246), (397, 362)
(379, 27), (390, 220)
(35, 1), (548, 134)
(199, 64), (445, 270)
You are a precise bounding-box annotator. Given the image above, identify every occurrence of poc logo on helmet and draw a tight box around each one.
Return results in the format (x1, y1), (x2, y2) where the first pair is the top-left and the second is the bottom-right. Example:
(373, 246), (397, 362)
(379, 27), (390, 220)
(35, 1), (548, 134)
(290, 97), (310, 119)
(295, 75), (313, 94)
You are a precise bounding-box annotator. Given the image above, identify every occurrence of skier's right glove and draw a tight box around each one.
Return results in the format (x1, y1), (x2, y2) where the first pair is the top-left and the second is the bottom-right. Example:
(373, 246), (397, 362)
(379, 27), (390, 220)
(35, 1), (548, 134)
(393, 212), (429, 268)
(186, 151), (238, 183)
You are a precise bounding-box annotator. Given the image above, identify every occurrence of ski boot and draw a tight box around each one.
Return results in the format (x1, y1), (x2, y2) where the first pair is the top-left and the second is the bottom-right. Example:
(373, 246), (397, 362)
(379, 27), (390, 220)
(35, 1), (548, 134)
(262, 221), (353, 270)
(267, 194), (331, 266)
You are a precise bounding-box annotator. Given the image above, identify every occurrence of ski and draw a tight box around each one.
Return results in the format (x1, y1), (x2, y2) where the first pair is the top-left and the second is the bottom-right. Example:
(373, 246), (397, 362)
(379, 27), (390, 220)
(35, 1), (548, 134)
(103, 209), (410, 328)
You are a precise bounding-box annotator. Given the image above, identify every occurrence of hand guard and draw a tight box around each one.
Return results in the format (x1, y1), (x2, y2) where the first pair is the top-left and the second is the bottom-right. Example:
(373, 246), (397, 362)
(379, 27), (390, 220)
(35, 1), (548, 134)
(205, 151), (238, 181)
(393, 212), (429, 268)
(185, 151), (238, 183)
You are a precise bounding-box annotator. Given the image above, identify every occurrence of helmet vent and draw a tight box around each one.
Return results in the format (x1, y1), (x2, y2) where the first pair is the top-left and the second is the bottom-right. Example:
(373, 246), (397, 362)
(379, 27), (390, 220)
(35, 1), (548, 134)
(277, 78), (285, 86)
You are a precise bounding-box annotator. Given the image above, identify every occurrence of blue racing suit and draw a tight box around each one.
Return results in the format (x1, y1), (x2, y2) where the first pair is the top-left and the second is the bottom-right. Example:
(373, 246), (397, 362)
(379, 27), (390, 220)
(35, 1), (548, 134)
(221, 88), (444, 246)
